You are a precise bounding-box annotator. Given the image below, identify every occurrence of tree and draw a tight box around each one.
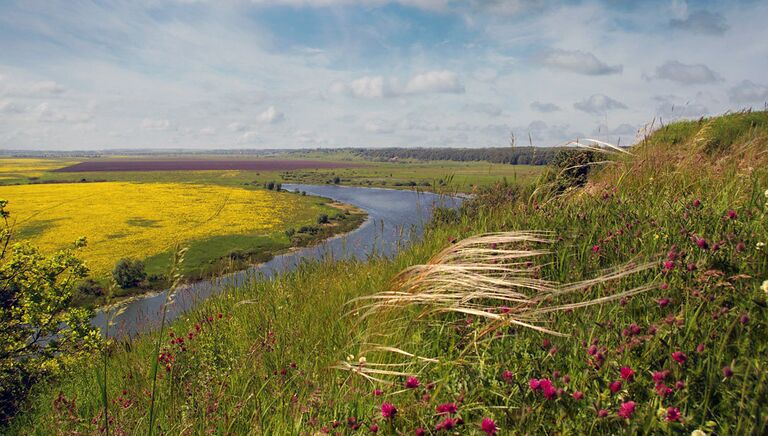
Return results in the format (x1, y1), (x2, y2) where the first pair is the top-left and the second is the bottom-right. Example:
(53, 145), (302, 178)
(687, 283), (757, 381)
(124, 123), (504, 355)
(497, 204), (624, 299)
(0, 200), (101, 422)
(112, 258), (147, 288)
(317, 214), (329, 224)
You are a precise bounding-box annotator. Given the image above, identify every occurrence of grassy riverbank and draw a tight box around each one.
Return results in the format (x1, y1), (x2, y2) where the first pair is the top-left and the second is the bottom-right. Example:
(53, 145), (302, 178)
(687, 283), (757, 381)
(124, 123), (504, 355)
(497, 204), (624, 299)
(8, 111), (768, 434)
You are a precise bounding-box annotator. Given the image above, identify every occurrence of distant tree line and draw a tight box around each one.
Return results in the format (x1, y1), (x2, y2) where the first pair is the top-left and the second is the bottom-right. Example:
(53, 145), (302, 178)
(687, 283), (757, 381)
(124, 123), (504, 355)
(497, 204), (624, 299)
(346, 147), (565, 165)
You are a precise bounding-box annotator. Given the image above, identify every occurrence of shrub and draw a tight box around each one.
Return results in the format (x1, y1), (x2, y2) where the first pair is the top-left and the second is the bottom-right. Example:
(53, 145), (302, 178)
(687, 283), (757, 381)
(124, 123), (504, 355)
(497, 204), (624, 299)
(112, 258), (147, 288)
(0, 200), (100, 423)
(285, 228), (296, 237)
(317, 214), (330, 224)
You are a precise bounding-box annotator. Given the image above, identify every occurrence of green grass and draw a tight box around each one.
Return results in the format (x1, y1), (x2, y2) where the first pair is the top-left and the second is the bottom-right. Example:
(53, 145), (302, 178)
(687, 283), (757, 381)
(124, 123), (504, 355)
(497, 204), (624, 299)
(7, 111), (768, 434)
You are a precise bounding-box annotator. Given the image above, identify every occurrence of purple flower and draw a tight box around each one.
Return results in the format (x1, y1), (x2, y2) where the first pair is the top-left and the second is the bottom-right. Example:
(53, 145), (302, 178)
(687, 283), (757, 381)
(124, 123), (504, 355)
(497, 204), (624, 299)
(617, 401), (636, 419)
(405, 376), (420, 389)
(380, 402), (397, 419)
(480, 418), (497, 435)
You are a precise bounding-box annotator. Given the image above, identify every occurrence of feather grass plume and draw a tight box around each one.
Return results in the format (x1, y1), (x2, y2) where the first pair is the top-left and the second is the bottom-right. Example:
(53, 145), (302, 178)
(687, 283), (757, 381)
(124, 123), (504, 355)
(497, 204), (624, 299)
(339, 231), (655, 379)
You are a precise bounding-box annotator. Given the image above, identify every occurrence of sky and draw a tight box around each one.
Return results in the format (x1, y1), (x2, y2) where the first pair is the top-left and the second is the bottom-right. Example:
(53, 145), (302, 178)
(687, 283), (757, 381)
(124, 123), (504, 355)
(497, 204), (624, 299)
(0, 0), (767, 150)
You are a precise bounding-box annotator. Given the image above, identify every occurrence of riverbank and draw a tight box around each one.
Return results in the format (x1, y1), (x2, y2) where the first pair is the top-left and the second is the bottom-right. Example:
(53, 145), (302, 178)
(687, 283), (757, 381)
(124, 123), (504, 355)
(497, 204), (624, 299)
(76, 194), (367, 308)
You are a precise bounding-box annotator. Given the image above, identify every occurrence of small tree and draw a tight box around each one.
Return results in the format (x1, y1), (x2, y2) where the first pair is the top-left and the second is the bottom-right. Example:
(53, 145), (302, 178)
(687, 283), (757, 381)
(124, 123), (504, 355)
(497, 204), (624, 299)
(332, 176), (341, 184)
(112, 258), (147, 288)
(0, 200), (101, 422)
(317, 214), (329, 224)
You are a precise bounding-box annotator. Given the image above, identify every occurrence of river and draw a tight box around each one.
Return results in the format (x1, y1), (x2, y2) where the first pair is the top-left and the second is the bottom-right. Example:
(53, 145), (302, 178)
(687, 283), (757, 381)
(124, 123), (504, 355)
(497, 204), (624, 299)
(93, 184), (462, 338)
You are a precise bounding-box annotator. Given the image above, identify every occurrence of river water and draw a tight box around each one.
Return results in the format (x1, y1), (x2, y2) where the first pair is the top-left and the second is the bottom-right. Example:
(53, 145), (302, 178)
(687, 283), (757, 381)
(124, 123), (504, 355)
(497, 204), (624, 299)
(93, 184), (461, 338)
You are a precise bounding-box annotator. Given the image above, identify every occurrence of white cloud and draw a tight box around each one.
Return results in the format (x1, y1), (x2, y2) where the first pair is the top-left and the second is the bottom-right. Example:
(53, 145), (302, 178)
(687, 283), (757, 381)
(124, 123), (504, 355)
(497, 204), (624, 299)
(140, 118), (171, 130)
(404, 70), (464, 95)
(0, 99), (24, 114)
(728, 80), (768, 104)
(538, 49), (622, 75)
(574, 94), (627, 114)
(256, 106), (285, 124)
(199, 126), (217, 135)
(652, 61), (721, 85)
(332, 70), (463, 99)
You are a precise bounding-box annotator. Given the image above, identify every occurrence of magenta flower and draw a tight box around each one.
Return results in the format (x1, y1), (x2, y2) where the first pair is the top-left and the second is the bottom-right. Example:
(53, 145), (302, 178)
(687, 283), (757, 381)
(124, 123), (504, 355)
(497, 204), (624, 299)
(502, 370), (513, 383)
(657, 298), (671, 308)
(740, 313), (750, 324)
(692, 199), (701, 207)
(572, 391), (584, 400)
(597, 409), (609, 418)
(539, 379), (557, 400)
(672, 351), (687, 365)
(435, 417), (458, 432)
(369, 424), (379, 433)
(620, 367), (636, 382)
(660, 282), (669, 290)
(587, 345), (598, 356)
(675, 380), (685, 390)
(592, 245), (600, 253)
(666, 407), (681, 422)
(655, 383), (673, 397)
(480, 418), (497, 435)
(380, 402), (397, 419)
(617, 401), (636, 419)
(436, 402), (458, 415)
(609, 380), (623, 394)
(726, 209), (738, 220)
(663, 260), (675, 271)
(652, 370), (669, 384)
(696, 343), (705, 353)
(722, 366), (734, 378)
(696, 238), (709, 250)
(499, 306), (510, 314)
(405, 376), (420, 389)
(529, 378), (540, 391)
(415, 428), (426, 436)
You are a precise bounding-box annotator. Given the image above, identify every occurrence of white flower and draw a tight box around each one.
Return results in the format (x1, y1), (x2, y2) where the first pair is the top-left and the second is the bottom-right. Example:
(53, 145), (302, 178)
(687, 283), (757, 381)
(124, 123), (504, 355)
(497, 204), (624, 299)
(691, 430), (707, 436)
(346, 354), (354, 361)
(758, 242), (766, 250)
(358, 356), (367, 364)
(764, 188), (768, 198)
(762, 280), (768, 294)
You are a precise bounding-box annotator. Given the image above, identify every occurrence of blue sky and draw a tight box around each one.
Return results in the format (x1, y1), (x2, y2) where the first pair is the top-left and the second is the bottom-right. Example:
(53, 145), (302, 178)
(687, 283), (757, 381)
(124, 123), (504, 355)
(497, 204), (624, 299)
(0, 0), (767, 150)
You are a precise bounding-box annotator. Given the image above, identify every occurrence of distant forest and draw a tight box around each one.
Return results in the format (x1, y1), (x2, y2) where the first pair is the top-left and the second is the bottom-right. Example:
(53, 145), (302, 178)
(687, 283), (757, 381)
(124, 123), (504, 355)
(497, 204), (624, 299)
(347, 147), (564, 165)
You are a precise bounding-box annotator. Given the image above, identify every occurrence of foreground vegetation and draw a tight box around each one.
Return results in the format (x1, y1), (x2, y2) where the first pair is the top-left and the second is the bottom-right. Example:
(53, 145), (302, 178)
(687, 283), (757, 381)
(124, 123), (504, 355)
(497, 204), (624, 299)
(7, 111), (768, 434)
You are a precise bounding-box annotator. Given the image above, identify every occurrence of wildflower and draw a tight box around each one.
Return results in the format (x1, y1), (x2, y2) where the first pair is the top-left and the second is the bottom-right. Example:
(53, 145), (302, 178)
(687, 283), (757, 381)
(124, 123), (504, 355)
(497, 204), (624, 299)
(373, 389), (383, 396)
(762, 280), (768, 294)
(562, 375), (570, 383)
(672, 351), (687, 365)
(502, 370), (513, 383)
(415, 428), (426, 436)
(609, 380), (623, 394)
(499, 306), (510, 314)
(572, 391), (584, 400)
(620, 367), (636, 382)
(436, 403), (458, 415)
(218, 312), (223, 319)
(657, 298), (671, 308)
(663, 261), (675, 271)
(691, 430), (707, 436)
(687, 263), (697, 272)
(529, 378), (541, 391)
(696, 343), (705, 354)
(481, 418), (497, 435)
(726, 209), (738, 220)
(758, 242), (765, 250)
(588, 345), (598, 356)
(597, 409), (609, 418)
(381, 402), (397, 419)
(722, 366), (734, 378)
(435, 417), (458, 432)
(405, 376), (420, 389)
(653, 370), (669, 384)
(740, 313), (750, 324)
(735, 241), (746, 252)
(666, 407), (681, 422)
(660, 282), (669, 290)
(592, 245), (600, 253)
(675, 380), (685, 390)
(618, 401), (636, 419)
(696, 238), (709, 250)
(656, 384), (673, 397)
(369, 424), (379, 433)
(692, 199), (701, 207)
(540, 379), (558, 400)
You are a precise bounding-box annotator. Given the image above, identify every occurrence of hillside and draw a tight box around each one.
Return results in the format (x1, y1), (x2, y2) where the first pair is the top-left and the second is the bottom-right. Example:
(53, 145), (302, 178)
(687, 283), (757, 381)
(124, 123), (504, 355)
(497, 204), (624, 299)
(8, 111), (768, 434)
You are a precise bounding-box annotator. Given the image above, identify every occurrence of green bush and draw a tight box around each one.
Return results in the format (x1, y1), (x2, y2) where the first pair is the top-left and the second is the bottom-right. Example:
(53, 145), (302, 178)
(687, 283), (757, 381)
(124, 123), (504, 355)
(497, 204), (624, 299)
(317, 214), (329, 224)
(112, 258), (147, 289)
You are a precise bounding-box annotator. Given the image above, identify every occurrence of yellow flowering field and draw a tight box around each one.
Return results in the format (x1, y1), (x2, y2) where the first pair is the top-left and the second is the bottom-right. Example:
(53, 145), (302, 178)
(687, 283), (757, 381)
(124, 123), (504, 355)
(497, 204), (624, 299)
(0, 157), (79, 181)
(0, 182), (304, 276)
